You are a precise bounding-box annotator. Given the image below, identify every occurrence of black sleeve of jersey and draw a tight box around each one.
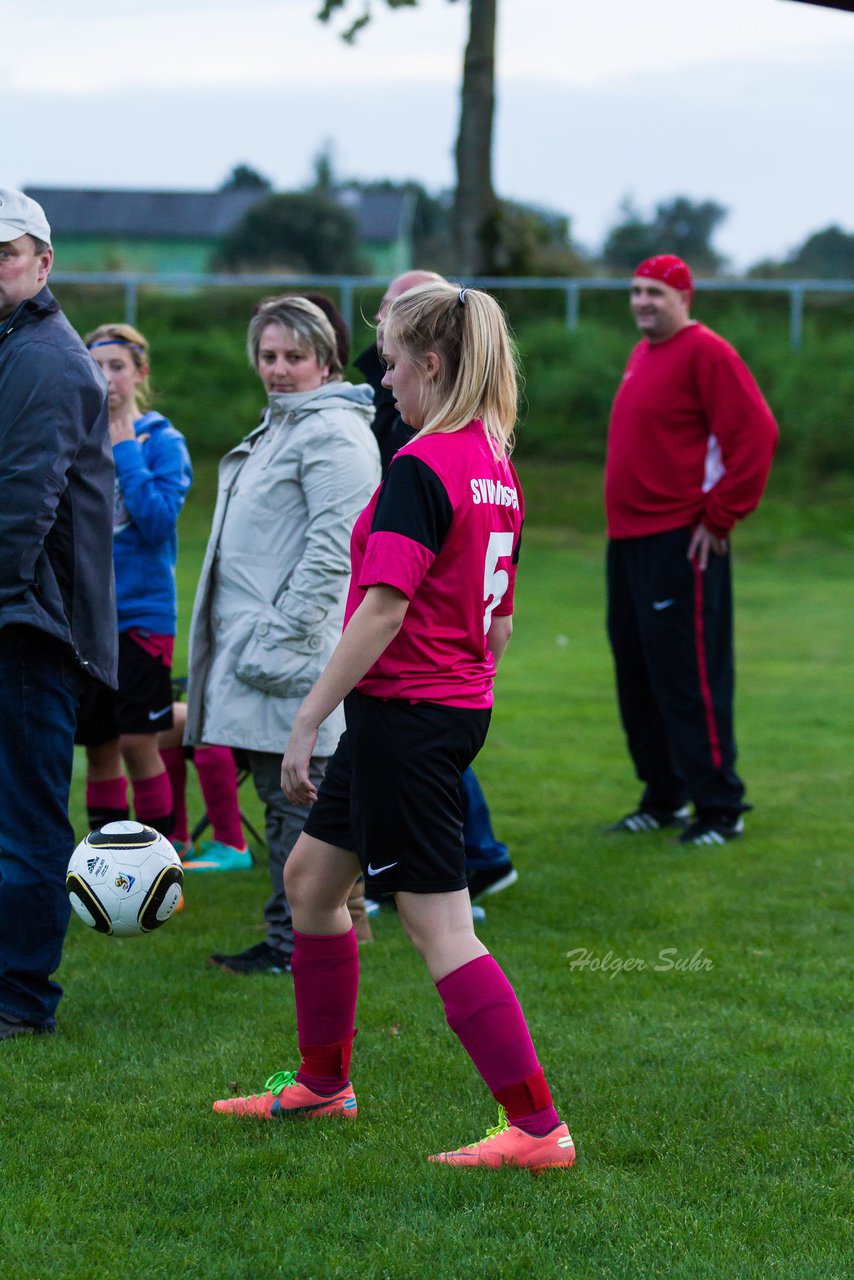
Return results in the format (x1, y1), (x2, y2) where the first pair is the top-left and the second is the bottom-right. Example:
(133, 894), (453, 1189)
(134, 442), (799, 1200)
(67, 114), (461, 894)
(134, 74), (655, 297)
(371, 454), (454, 554)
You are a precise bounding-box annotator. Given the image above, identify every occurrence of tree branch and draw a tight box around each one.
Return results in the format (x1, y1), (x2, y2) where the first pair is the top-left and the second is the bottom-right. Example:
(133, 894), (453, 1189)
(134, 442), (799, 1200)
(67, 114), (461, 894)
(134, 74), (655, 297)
(317, 0), (421, 44)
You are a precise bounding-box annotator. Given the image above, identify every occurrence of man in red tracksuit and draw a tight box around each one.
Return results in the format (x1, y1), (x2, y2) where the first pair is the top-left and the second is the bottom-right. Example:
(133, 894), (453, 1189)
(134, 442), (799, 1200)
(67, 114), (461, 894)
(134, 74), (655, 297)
(605, 255), (778, 846)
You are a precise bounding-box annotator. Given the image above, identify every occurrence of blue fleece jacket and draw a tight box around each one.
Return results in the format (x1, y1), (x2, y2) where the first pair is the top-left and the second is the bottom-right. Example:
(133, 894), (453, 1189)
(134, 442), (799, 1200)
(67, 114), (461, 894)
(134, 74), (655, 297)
(112, 410), (193, 634)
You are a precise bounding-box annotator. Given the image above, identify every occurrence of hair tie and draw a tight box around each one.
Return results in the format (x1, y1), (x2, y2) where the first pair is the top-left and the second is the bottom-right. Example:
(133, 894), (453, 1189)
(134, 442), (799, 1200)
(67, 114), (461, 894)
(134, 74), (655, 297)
(458, 288), (468, 306)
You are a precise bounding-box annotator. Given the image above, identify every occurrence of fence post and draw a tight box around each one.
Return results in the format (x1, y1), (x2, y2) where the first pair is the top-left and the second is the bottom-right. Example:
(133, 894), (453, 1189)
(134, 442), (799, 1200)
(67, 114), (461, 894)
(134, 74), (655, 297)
(565, 282), (580, 331)
(340, 280), (355, 346)
(125, 278), (138, 327)
(789, 285), (804, 352)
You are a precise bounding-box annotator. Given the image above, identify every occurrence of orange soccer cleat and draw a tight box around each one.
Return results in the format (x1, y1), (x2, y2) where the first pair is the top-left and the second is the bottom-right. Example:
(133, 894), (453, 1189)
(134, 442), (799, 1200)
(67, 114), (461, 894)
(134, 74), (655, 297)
(428, 1107), (575, 1174)
(212, 1069), (357, 1120)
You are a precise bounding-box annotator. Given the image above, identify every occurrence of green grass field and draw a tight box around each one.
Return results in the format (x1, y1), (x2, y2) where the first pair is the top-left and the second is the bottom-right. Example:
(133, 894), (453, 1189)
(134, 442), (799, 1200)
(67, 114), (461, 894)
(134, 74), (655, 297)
(1, 468), (851, 1279)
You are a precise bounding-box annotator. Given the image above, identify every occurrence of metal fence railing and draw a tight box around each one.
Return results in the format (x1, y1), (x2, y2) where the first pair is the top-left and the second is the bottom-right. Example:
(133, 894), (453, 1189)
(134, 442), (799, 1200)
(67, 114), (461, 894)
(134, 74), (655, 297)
(49, 271), (854, 351)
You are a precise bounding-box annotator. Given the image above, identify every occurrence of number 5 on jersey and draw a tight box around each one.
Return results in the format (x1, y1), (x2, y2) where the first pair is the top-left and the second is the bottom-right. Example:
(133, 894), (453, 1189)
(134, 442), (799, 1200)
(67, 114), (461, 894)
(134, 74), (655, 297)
(483, 531), (515, 634)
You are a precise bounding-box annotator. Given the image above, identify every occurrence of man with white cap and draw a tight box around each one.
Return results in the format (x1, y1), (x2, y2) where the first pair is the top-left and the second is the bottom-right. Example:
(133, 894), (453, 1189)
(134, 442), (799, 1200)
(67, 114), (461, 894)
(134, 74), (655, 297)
(0, 188), (116, 1039)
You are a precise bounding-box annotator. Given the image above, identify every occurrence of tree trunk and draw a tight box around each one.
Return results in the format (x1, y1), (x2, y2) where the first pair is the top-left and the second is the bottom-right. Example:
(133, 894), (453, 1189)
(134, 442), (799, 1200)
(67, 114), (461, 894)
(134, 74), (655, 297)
(451, 0), (500, 275)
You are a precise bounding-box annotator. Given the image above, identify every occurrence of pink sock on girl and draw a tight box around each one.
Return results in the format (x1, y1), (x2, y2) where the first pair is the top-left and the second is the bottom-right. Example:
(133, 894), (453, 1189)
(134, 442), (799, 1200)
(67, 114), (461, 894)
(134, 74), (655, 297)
(436, 953), (560, 1137)
(194, 746), (244, 848)
(159, 747), (188, 843)
(85, 775), (129, 830)
(291, 928), (359, 1094)
(132, 770), (173, 838)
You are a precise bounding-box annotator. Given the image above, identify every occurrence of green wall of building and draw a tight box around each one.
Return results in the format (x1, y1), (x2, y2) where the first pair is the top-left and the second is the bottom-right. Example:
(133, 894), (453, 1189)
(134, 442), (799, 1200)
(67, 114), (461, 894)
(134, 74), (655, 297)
(53, 236), (410, 277)
(53, 237), (214, 274)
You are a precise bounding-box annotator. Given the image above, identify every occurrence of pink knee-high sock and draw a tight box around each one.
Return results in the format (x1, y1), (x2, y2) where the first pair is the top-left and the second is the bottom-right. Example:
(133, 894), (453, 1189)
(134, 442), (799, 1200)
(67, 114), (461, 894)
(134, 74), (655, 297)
(159, 747), (188, 843)
(194, 746), (244, 848)
(436, 953), (560, 1136)
(86, 775), (129, 831)
(291, 928), (359, 1094)
(132, 770), (174, 838)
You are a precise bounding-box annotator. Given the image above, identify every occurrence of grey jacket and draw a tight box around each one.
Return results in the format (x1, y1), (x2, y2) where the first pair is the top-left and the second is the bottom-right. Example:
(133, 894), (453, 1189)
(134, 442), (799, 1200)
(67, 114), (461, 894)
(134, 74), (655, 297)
(185, 381), (380, 755)
(0, 286), (117, 686)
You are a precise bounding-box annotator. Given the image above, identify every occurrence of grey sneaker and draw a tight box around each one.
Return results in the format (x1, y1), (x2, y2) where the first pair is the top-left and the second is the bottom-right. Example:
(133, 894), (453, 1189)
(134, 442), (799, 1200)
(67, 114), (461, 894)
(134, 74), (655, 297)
(607, 805), (691, 834)
(678, 815), (744, 847)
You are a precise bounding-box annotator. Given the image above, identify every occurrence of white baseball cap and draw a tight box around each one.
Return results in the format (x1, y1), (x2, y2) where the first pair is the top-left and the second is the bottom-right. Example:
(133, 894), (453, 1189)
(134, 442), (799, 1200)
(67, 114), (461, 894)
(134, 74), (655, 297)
(0, 188), (52, 245)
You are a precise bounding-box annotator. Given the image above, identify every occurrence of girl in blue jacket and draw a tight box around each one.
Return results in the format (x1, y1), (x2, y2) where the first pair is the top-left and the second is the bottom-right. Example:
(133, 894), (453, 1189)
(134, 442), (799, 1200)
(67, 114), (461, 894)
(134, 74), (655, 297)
(76, 322), (192, 837)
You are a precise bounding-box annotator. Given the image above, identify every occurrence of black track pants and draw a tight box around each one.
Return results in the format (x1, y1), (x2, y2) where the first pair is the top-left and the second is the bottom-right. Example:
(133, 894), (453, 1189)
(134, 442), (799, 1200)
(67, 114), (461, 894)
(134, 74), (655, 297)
(606, 527), (745, 818)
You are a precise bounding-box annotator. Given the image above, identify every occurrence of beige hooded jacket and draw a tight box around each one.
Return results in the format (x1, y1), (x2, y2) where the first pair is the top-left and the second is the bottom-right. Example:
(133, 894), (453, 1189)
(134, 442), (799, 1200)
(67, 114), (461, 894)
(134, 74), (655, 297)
(185, 381), (380, 755)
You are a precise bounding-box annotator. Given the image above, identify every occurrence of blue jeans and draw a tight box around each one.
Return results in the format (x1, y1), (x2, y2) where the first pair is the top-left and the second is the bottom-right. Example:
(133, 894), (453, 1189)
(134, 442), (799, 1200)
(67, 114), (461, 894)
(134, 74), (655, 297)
(0, 627), (82, 1027)
(461, 767), (510, 872)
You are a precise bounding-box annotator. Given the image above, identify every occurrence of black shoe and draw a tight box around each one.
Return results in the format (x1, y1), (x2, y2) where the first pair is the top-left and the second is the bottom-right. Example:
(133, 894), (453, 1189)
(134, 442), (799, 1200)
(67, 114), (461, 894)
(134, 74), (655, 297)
(0, 1012), (56, 1041)
(467, 862), (519, 902)
(606, 805), (691, 834)
(208, 941), (292, 975)
(678, 815), (744, 847)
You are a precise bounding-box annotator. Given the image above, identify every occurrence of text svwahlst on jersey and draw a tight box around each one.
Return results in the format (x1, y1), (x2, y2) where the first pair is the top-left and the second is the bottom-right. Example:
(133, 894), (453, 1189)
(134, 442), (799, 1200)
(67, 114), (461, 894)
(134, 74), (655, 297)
(469, 478), (519, 509)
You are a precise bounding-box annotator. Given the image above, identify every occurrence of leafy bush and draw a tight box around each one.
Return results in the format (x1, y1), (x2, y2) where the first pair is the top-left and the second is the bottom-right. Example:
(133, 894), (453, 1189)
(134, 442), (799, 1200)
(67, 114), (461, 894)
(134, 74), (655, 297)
(515, 320), (627, 460)
(53, 285), (854, 479)
(515, 309), (854, 480)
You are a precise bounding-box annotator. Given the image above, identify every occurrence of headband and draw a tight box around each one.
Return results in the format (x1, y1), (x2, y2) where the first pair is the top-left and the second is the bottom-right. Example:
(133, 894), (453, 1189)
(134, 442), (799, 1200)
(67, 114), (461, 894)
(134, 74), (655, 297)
(87, 338), (146, 353)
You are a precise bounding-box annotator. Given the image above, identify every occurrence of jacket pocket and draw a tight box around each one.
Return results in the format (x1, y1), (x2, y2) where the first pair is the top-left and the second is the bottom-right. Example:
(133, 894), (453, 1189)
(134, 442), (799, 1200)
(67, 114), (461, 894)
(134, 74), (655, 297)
(234, 615), (325, 699)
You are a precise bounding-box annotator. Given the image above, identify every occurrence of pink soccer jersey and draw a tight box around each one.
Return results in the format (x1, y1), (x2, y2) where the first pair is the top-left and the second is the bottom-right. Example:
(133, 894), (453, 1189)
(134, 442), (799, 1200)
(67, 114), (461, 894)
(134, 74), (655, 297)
(344, 420), (524, 708)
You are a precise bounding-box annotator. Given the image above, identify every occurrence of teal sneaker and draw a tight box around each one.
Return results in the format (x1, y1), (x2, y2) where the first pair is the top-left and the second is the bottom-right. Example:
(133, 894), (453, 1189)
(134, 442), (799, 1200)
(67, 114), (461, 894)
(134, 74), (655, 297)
(182, 840), (253, 872)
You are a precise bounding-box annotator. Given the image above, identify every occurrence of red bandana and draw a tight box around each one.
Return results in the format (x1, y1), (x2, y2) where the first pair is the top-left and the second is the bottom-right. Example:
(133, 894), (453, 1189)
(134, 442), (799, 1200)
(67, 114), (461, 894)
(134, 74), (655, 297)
(634, 255), (693, 296)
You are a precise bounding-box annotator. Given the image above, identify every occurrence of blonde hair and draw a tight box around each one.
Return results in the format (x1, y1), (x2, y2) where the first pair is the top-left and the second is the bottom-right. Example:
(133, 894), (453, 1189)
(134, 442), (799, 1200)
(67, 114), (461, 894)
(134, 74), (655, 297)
(247, 295), (342, 381)
(84, 322), (151, 410)
(384, 281), (518, 456)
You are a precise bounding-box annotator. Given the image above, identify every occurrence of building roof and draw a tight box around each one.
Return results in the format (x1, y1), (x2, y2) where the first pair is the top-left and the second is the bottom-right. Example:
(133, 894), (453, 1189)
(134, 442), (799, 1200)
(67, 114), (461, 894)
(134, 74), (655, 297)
(337, 187), (415, 243)
(26, 185), (414, 245)
(26, 187), (262, 239)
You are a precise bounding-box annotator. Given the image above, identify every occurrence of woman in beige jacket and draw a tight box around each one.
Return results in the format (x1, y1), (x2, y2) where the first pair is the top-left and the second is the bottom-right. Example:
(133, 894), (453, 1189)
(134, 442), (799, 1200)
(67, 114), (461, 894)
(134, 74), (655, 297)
(185, 296), (380, 972)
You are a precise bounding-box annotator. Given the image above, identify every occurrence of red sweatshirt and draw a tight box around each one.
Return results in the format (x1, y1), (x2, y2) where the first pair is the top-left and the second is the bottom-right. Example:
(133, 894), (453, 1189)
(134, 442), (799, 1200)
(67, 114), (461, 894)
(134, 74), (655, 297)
(605, 323), (778, 540)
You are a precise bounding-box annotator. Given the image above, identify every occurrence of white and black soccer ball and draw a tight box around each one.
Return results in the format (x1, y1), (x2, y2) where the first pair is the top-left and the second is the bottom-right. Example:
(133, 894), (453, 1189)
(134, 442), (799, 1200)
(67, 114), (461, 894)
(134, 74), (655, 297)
(66, 820), (184, 938)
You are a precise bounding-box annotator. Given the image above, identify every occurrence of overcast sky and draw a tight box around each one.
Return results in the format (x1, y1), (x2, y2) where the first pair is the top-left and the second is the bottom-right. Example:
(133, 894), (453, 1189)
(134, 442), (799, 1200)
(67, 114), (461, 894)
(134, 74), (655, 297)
(5, 0), (854, 268)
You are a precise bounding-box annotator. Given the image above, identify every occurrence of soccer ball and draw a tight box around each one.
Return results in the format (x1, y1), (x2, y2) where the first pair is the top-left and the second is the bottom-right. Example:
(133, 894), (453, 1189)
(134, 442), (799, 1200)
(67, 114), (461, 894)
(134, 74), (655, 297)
(66, 820), (184, 938)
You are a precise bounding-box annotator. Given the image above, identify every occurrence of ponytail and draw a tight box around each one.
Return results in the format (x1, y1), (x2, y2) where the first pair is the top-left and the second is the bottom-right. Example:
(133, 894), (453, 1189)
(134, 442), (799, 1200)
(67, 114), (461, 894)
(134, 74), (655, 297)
(384, 281), (519, 455)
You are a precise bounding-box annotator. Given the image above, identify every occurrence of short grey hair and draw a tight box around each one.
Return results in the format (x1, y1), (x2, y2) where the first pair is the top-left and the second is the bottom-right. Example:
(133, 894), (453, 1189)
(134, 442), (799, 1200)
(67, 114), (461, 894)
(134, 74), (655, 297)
(247, 295), (342, 379)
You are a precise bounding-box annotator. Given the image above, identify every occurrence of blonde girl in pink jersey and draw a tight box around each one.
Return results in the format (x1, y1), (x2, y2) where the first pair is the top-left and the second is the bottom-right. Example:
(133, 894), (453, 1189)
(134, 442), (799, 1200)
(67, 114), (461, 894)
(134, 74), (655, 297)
(212, 281), (576, 1174)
